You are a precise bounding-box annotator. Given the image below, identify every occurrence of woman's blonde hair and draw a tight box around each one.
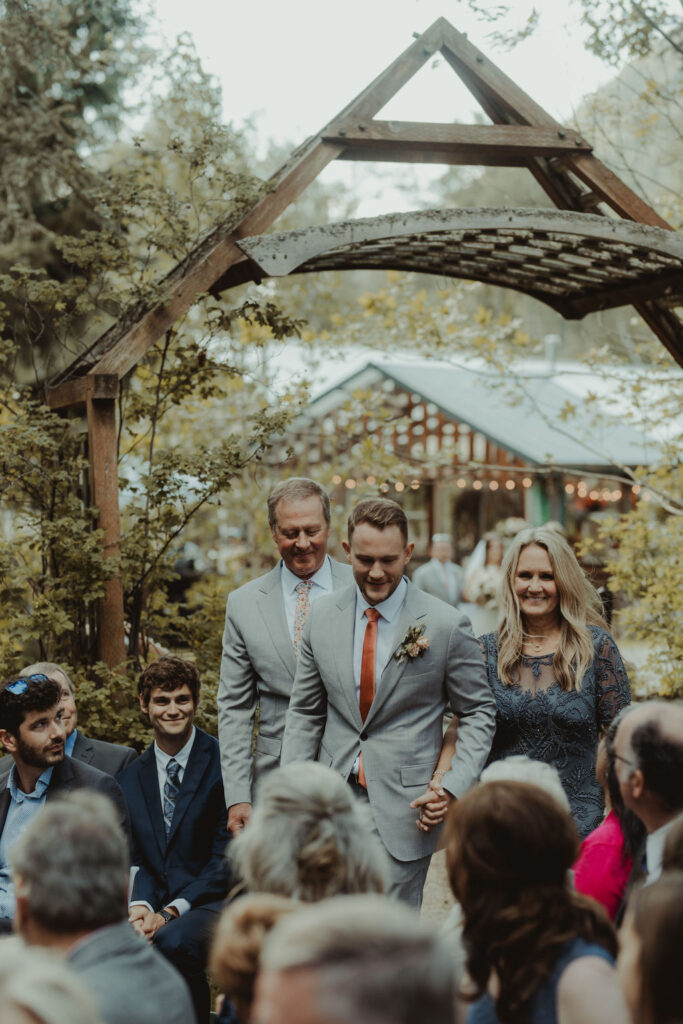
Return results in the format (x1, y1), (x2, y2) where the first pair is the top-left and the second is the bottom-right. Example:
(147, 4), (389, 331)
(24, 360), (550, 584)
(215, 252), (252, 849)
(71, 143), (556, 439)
(497, 527), (606, 691)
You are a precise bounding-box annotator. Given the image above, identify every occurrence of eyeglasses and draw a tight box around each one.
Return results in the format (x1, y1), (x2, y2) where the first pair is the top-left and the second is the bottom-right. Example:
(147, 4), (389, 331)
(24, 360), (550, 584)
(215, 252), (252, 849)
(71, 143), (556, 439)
(5, 673), (50, 695)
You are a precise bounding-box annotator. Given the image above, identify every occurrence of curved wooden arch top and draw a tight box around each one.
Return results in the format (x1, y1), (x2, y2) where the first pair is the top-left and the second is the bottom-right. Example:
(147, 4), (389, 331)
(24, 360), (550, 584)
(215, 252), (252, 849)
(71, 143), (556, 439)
(231, 208), (683, 320)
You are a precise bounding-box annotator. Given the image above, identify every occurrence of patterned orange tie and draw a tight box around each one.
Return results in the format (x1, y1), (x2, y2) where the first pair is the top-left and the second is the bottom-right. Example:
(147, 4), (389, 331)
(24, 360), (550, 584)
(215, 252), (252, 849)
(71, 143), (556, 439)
(358, 607), (380, 788)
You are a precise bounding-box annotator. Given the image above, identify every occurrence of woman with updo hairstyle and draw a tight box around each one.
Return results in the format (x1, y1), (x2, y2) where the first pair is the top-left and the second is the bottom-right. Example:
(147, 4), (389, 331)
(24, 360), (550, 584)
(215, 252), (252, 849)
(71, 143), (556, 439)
(617, 872), (683, 1024)
(447, 780), (629, 1024)
(229, 761), (389, 901)
(481, 526), (630, 838)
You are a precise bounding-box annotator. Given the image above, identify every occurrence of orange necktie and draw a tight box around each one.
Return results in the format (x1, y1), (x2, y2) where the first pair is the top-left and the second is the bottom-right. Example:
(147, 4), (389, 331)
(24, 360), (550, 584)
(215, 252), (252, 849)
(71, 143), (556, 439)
(358, 607), (380, 788)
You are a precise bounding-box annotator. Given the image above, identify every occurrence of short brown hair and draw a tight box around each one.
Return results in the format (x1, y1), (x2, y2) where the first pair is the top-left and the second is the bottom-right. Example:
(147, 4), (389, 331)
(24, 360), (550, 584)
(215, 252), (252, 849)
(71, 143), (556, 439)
(347, 499), (408, 545)
(267, 478), (331, 531)
(138, 656), (200, 706)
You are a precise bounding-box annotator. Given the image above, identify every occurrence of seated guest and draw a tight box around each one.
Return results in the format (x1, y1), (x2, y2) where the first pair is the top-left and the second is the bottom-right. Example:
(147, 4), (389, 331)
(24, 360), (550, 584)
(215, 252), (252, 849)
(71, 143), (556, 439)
(447, 780), (629, 1024)
(11, 791), (195, 1024)
(574, 728), (646, 919)
(617, 872), (683, 1024)
(0, 661), (137, 776)
(210, 893), (297, 1024)
(0, 673), (130, 933)
(253, 894), (457, 1024)
(230, 761), (389, 900)
(118, 656), (230, 1024)
(0, 938), (100, 1024)
(612, 700), (683, 884)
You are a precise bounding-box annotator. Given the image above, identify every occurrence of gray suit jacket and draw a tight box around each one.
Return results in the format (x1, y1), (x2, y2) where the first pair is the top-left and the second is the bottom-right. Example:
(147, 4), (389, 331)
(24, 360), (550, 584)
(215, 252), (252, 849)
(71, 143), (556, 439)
(412, 559), (464, 606)
(281, 580), (496, 863)
(68, 919), (196, 1024)
(217, 556), (353, 808)
(0, 732), (137, 779)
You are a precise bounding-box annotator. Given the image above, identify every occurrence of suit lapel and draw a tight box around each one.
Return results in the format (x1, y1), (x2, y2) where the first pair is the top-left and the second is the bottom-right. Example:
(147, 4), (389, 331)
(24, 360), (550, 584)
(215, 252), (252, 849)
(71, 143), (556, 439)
(72, 732), (95, 765)
(166, 730), (210, 845)
(332, 586), (364, 731)
(46, 756), (75, 799)
(257, 565), (297, 678)
(138, 746), (167, 856)
(365, 583), (429, 728)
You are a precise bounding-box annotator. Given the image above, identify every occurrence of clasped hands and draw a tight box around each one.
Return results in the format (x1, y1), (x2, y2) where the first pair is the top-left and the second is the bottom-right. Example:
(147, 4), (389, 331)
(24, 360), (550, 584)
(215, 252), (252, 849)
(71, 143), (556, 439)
(129, 904), (177, 940)
(410, 775), (452, 833)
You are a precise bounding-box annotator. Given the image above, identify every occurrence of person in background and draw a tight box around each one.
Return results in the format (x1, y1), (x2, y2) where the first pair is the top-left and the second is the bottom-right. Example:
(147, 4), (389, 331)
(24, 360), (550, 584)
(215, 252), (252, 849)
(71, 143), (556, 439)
(574, 724), (646, 919)
(217, 478), (352, 837)
(252, 895), (457, 1024)
(0, 662), (136, 778)
(461, 533), (504, 636)
(447, 779), (629, 1024)
(479, 527), (630, 838)
(617, 872), (683, 1024)
(412, 534), (464, 607)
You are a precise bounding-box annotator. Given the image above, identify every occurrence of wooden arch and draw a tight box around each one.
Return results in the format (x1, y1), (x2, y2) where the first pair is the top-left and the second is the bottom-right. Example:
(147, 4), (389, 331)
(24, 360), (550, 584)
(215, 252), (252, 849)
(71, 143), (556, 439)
(45, 17), (682, 666)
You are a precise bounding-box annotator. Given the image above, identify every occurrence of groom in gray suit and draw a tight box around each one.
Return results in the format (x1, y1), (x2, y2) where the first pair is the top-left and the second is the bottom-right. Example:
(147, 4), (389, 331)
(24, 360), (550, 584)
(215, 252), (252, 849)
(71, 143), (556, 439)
(218, 478), (352, 836)
(281, 498), (496, 907)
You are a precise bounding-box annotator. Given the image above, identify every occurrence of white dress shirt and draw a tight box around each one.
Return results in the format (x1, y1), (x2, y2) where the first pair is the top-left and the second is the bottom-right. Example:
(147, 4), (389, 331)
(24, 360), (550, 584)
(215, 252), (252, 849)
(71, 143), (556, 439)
(281, 555), (334, 642)
(645, 810), (683, 883)
(129, 727), (196, 917)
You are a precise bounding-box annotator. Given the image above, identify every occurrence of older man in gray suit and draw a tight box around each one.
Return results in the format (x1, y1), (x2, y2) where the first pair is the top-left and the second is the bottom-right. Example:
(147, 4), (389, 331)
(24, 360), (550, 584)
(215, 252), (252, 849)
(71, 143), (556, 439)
(281, 498), (496, 907)
(218, 478), (352, 837)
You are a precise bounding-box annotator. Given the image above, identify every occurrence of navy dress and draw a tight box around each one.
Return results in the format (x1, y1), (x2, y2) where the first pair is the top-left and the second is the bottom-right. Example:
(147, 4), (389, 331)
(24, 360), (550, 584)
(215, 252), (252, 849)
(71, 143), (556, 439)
(467, 938), (614, 1024)
(481, 627), (630, 838)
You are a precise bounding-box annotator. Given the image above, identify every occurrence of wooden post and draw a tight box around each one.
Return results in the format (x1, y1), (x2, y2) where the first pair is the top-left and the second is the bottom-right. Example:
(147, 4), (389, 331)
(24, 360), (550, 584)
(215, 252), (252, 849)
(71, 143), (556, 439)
(86, 388), (126, 668)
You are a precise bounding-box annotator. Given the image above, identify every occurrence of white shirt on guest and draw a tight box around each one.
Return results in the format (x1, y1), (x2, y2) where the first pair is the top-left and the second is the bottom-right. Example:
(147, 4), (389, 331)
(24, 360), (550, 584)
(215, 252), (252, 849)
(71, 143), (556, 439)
(281, 555), (334, 642)
(645, 810), (683, 883)
(129, 727), (196, 917)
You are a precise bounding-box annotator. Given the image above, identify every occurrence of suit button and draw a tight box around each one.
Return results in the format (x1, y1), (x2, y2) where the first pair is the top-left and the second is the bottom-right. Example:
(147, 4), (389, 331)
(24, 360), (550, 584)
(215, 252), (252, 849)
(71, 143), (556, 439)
(360, 730), (368, 741)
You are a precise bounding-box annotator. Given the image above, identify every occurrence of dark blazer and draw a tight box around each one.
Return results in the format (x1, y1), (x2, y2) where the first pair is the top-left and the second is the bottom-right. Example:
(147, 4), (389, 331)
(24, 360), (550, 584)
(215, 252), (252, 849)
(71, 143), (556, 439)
(117, 728), (230, 910)
(68, 919), (196, 1024)
(0, 755), (130, 839)
(0, 732), (137, 778)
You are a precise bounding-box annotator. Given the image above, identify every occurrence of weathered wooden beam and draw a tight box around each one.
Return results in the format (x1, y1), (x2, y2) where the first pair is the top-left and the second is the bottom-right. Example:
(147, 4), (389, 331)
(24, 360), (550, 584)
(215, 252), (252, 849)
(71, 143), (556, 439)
(325, 121), (592, 165)
(569, 154), (672, 229)
(564, 270), (683, 318)
(44, 373), (119, 411)
(86, 395), (126, 669)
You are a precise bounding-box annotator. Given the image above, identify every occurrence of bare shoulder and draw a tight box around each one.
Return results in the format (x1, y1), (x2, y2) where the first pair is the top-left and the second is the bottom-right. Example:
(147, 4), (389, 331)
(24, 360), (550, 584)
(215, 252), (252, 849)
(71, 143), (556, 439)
(557, 955), (629, 1024)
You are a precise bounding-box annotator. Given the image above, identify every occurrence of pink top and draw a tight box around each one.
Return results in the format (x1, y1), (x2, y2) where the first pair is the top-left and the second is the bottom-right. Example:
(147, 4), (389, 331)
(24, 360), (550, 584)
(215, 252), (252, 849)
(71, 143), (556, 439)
(573, 809), (633, 919)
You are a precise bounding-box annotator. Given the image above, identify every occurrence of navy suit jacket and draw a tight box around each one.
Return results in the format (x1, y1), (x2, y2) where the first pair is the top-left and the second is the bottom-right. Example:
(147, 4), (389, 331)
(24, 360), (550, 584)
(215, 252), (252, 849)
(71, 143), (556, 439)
(117, 728), (230, 910)
(0, 755), (130, 840)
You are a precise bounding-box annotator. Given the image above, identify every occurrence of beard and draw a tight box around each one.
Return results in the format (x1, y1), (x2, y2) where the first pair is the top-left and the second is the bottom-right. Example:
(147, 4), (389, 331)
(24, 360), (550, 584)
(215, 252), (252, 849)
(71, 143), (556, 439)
(15, 735), (64, 769)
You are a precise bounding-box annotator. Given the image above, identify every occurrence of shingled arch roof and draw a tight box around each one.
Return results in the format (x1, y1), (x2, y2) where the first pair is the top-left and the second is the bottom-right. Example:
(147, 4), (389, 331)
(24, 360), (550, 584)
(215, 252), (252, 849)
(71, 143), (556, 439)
(231, 208), (683, 320)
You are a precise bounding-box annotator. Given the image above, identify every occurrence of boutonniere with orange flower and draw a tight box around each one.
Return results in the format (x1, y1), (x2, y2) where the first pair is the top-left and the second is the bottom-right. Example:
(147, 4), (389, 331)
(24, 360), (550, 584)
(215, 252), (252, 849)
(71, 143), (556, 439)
(395, 624), (430, 664)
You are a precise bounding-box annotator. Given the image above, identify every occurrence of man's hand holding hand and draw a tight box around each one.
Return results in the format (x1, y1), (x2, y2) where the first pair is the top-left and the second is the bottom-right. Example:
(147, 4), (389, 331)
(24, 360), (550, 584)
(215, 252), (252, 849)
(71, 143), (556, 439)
(410, 779), (454, 833)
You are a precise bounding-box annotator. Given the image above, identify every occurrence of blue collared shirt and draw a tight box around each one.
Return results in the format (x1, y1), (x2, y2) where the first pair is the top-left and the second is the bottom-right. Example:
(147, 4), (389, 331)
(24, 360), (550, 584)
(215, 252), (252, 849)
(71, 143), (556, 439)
(280, 555), (334, 642)
(0, 764), (53, 919)
(64, 729), (77, 757)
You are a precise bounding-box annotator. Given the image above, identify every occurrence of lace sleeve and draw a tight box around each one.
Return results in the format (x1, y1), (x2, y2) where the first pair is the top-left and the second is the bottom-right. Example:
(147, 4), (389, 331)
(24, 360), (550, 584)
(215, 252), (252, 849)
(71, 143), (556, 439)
(594, 631), (631, 730)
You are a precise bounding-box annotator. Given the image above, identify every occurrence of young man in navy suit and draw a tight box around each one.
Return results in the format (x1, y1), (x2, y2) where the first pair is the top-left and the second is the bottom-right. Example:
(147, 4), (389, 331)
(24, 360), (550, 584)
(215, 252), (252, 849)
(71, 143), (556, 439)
(118, 657), (231, 1023)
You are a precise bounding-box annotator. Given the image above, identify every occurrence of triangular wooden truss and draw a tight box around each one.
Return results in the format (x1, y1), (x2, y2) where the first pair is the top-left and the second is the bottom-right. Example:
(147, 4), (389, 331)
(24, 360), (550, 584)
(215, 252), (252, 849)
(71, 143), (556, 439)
(46, 18), (681, 666)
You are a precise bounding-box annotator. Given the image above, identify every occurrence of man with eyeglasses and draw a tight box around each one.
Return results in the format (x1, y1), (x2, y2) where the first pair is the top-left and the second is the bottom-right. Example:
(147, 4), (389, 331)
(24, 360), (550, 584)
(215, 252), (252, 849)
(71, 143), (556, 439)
(0, 673), (130, 933)
(613, 700), (683, 885)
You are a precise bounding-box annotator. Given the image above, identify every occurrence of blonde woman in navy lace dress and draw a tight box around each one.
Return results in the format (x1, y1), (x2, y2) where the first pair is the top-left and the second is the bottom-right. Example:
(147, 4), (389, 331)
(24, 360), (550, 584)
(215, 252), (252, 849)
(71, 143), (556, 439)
(478, 527), (630, 838)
